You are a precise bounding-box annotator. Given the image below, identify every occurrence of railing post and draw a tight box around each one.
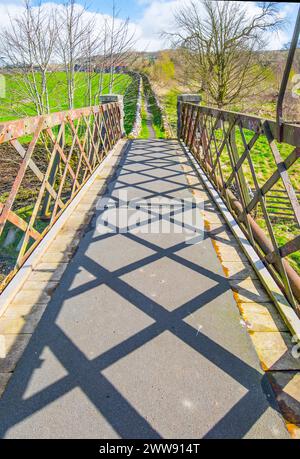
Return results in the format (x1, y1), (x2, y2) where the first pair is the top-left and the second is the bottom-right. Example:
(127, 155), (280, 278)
(177, 94), (201, 139)
(276, 7), (300, 141)
(100, 94), (125, 136)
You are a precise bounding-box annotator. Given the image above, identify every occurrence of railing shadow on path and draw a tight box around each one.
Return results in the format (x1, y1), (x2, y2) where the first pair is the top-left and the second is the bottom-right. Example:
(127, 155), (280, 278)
(0, 139), (288, 439)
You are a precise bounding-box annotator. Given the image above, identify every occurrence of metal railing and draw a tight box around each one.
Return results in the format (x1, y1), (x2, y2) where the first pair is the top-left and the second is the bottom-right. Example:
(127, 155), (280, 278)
(0, 101), (123, 290)
(178, 100), (300, 313)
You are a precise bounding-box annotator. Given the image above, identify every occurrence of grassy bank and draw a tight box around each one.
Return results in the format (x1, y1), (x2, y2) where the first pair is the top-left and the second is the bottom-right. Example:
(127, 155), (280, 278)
(0, 72), (137, 134)
(123, 72), (140, 134)
(141, 74), (165, 138)
(161, 88), (181, 133)
(139, 91), (149, 139)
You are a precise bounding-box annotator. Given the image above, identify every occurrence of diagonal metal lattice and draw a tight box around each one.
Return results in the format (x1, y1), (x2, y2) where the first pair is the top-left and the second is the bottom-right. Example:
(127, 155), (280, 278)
(178, 102), (300, 313)
(0, 102), (122, 290)
(0, 141), (283, 438)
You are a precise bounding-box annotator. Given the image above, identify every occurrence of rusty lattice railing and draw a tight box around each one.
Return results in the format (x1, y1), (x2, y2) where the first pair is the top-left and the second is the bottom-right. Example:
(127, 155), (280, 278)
(0, 101), (122, 290)
(178, 101), (300, 313)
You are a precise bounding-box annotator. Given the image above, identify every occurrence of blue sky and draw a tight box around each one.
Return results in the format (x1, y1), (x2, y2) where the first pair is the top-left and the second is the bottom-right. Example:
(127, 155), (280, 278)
(57, 1), (299, 24)
(86, 0), (143, 19)
(36, 0), (144, 18)
(0, 1), (298, 51)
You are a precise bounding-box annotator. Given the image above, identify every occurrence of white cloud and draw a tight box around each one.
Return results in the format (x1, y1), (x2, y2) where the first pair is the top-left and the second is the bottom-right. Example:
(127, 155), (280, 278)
(0, 0), (295, 52)
(0, 3), (23, 29)
(134, 0), (182, 50)
(133, 0), (294, 51)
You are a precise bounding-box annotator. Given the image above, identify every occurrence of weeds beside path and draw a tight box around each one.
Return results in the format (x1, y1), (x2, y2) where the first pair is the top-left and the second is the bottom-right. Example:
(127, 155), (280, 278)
(138, 79), (158, 140)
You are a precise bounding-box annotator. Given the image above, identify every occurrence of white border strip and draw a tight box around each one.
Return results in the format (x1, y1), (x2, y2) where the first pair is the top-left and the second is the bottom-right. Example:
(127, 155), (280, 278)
(0, 139), (126, 317)
(181, 142), (300, 340)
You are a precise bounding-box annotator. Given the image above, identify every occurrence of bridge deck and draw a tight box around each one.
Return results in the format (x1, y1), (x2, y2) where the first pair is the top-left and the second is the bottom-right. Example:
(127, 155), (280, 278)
(0, 139), (288, 438)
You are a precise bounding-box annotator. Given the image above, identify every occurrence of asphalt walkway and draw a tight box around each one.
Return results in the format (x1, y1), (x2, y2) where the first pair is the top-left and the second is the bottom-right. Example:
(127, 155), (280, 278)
(0, 140), (288, 438)
(145, 99), (156, 139)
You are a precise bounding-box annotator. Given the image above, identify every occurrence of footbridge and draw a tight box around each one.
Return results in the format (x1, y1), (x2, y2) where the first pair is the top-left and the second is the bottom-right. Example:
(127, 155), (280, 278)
(0, 94), (299, 438)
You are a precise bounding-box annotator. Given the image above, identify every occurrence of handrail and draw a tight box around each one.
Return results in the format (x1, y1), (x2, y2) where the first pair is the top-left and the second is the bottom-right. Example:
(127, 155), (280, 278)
(0, 101), (122, 290)
(178, 101), (300, 313)
(179, 103), (300, 147)
(0, 104), (117, 143)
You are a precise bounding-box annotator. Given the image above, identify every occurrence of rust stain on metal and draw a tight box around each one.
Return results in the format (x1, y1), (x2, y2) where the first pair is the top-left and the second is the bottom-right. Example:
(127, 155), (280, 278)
(232, 290), (244, 306)
(209, 232), (235, 284)
(222, 266), (230, 277)
(278, 401), (300, 425)
(266, 373), (300, 425)
(180, 101), (300, 309)
(210, 238), (223, 263)
(203, 218), (210, 232)
(237, 302), (247, 316)
(0, 102), (122, 292)
(286, 423), (300, 439)
(181, 136), (300, 438)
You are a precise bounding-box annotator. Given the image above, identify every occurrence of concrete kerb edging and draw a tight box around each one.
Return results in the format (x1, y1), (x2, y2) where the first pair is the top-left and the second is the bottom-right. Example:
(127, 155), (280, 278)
(180, 141), (300, 342)
(0, 139), (126, 319)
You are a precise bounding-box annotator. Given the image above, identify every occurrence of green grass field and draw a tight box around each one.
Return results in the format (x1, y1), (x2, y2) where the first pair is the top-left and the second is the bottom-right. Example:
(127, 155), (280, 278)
(137, 79), (165, 139)
(215, 128), (299, 275)
(162, 88), (181, 133)
(0, 71), (140, 285)
(0, 72), (138, 134)
(141, 74), (165, 138)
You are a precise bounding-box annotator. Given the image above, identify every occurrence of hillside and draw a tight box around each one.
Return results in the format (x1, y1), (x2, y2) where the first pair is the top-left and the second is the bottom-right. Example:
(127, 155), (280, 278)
(136, 48), (300, 126)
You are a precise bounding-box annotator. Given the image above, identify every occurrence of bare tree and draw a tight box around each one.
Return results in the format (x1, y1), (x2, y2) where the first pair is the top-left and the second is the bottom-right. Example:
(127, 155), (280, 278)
(1, 0), (57, 115)
(283, 40), (300, 74)
(0, 0), (138, 118)
(108, 6), (134, 92)
(56, 0), (136, 107)
(165, 1), (283, 108)
(95, 19), (109, 102)
(101, 2), (136, 96)
(80, 18), (102, 107)
(55, 0), (94, 109)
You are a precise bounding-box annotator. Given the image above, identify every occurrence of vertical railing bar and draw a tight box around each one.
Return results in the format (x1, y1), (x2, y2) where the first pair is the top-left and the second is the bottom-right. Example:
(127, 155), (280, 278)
(178, 97), (300, 308)
(276, 7), (300, 142)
